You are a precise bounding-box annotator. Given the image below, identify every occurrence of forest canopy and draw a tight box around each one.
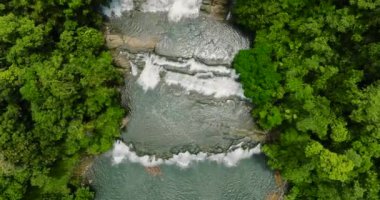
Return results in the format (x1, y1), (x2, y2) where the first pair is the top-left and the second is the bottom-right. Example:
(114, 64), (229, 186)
(0, 1), (124, 199)
(233, 0), (379, 199)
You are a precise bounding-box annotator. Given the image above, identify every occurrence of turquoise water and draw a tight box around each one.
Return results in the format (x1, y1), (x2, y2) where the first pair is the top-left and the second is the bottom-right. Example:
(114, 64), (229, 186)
(89, 154), (276, 200)
(122, 74), (256, 157)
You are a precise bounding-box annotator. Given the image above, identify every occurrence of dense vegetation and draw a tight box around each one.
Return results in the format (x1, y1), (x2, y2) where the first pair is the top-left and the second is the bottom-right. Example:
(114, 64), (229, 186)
(233, 0), (379, 199)
(0, 1), (124, 199)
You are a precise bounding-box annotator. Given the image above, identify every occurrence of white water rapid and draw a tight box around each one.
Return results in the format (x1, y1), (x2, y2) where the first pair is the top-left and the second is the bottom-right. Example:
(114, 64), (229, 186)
(142, 0), (202, 21)
(134, 54), (245, 98)
(112, 141), (261, 168)
(104, 0), (202, 21)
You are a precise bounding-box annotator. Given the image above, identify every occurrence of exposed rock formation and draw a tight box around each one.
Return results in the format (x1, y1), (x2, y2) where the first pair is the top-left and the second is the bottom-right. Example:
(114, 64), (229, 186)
(105, 34), (158, 53)
(106, 34), (124, 49)
(266, 192), (282, 200)
(123, 36), (158, 53)
(105, 13), (248, 66)
(210, 0), (230, 20)
(265, 171), (286, 200)
(200, 0), (231, 20)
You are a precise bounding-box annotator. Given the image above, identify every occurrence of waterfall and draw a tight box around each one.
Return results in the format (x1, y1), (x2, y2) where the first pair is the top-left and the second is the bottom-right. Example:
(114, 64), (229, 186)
(89, 2), (278, 199)
(167, 0), (203, 22)
(101, 0), (254, 158)
(133, 54), (245, 98)
(112, 141), (261, 168)
(136, 55), (162, 91)
(102, 0), (134, 17)
(105, 0), (203, 21)
(141, 0), (175, 12)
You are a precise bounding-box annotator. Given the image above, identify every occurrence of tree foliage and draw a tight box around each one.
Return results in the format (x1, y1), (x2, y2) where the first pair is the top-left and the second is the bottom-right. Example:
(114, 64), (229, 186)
(0, 1), (124, 199)
(233, 0), (380, 199)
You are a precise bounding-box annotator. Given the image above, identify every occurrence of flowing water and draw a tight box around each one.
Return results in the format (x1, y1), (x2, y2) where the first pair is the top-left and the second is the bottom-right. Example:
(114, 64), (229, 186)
(89, 151), (275, 200)
(89, 1), (277, 199)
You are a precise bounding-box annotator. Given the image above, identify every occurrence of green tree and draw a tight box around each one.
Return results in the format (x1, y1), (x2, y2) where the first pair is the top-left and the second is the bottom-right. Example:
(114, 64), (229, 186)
(0, 1), (125, 199)
(233, 0), (380, 199)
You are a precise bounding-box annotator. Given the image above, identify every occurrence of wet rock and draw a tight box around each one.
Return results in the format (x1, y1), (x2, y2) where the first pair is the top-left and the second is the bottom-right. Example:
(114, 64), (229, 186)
(162, 65), (195, 76)
(208, 0), (230, 20)
(106, 10), (248, 66)
(202, 0), (212, 5)
(133, 0), (145, 10)
(201, 0), (231, 20)
(156, 16), (248, 66)
(170, 146), (182, 155)
(210, 145), (225, 153)
(155, 35), (195, 59)
(169, 144), (201, 155)
(200, 4), (211, 13)
(210, 5), (228, 20)
(120, 116), (130, 129)
(242, 141), (259, 149)
(266, 192), (282, 200)
(105, 34), (124, 49)
(185, 144), (201, 154)
(73, 156), (95, 186)
(274, 171), (284, 187)
(113, 51), (131, 70)
(123, 35), (158, 53)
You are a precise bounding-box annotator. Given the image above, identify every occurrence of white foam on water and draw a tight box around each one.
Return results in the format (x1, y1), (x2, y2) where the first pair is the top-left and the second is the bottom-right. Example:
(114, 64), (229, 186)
(134, 53), (239, 97)
(168, 0), (202, 22)
(130, 61), (139, 76)
(137, 55), (162, 91)
(112, 141), (262, 168)
(141, 0), (174, 12)
(135, 54), (244, 98)
(102, 0), (134, 17)
(165, 72), (244, 98)
(209, 147), (261, 167)
(165, 152), (208, 168)
(112, 141), (165, 166)
(142, 0), (202, 22)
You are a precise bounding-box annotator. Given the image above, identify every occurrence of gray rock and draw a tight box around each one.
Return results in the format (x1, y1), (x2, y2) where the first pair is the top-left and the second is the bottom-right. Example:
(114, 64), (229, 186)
(105, 34), (124, 49)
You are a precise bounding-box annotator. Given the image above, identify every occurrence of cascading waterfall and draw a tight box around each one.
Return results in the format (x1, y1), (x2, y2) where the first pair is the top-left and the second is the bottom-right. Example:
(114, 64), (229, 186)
(112, 141), (261, 168)
(89, 1), (277, 199)
(102, 0), (261, 174)
(104, 0), (203, 22)
(135, 54), (244, 98)
(142, 0), (202, 22)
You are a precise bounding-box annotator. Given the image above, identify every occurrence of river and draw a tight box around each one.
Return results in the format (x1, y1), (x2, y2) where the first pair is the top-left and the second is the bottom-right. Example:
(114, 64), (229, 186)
(87, 1), (277, 199)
